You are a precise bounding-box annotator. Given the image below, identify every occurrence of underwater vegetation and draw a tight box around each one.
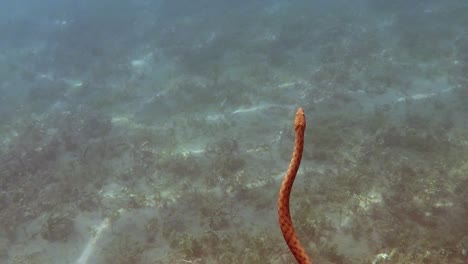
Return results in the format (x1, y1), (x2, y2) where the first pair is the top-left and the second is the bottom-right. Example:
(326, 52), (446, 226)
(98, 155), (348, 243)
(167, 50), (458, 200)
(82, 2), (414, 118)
(40, 213), (75, 242)
(104, 234), (145, 264)
(4, 93), (466, 263)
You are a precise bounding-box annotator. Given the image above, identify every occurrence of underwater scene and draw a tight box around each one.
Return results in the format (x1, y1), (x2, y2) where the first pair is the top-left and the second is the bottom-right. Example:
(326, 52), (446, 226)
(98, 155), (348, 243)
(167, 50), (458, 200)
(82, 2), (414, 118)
(1, 0), (468, 263)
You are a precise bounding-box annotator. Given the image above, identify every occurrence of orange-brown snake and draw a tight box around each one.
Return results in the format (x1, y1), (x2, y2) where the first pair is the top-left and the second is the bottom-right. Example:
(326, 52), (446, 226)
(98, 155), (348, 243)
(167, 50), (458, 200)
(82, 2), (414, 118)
(278, 108), (312, 264)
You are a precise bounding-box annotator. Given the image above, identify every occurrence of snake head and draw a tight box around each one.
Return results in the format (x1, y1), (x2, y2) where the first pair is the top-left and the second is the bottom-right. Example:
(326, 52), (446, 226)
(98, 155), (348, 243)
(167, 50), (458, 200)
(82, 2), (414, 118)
(294, 108), (306, 132)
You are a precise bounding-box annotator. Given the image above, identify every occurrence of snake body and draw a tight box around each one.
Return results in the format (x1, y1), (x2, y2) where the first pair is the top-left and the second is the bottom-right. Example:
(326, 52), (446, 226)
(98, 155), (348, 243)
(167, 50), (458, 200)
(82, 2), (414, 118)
(278, 108), (312, 264)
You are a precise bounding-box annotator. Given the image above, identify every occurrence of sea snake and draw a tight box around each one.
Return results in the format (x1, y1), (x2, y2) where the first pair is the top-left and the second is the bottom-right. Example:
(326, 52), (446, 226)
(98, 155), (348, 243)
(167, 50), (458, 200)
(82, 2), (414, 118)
(278, 108), (312, 264)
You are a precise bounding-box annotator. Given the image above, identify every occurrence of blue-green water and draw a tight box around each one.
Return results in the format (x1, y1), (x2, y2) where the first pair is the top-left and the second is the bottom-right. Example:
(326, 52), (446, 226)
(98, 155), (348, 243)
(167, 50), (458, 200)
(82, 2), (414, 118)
(0, 1), (467, 263)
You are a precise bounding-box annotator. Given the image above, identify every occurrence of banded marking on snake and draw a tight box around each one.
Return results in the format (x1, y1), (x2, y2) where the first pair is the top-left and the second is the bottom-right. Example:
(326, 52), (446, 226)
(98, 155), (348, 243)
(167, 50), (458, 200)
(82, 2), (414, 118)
(278, 108), (312, 264)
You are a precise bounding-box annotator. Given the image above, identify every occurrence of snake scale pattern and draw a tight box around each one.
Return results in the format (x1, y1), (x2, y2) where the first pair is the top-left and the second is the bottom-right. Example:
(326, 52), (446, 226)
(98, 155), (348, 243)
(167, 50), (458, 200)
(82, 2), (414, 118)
(278, 108), (312, 264)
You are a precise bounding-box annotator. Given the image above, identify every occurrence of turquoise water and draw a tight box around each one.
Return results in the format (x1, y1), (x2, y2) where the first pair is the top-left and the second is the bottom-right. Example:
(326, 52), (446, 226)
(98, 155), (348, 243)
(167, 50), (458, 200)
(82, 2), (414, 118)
(0, 1), (467, 263)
